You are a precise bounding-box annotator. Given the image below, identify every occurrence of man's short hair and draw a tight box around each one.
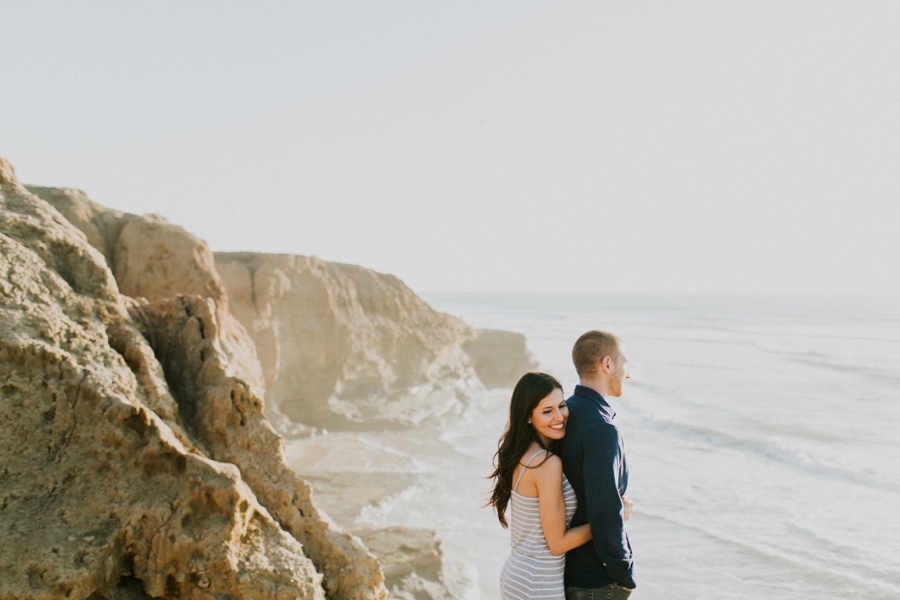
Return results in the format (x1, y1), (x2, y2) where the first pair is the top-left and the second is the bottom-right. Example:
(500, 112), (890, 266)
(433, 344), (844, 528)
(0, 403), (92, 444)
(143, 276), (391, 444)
(572, 330), (622, 378)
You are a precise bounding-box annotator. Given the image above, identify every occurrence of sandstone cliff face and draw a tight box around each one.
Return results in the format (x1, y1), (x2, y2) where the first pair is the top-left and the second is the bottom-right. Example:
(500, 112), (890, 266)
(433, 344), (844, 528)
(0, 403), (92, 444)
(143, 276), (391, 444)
(26, 186), (266, 402)
(7, 159), (538, 600)
(215, 253), (483, 427)
(28, 185), (538, 428)
(128, 294), (383, 599)
(2, 158), (385, 600)
(352, 528), (474, 600)
(24, 185), (129, 269)
(463, 329), (539, 389)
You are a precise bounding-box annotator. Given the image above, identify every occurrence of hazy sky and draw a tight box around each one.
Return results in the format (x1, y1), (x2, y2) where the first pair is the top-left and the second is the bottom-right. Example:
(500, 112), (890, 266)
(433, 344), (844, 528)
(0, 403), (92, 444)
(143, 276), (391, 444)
(3, 1), (899, 294)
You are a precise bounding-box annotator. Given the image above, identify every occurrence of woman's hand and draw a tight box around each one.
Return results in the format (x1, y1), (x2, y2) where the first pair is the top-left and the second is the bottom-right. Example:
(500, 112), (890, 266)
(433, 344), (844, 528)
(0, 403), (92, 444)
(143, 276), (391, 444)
(621, 495), (634, 521)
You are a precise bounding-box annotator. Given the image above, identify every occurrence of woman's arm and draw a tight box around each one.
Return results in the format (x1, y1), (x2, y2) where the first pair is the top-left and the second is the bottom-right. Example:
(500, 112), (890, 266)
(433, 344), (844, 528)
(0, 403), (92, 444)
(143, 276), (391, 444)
(534, 455), (593, 556)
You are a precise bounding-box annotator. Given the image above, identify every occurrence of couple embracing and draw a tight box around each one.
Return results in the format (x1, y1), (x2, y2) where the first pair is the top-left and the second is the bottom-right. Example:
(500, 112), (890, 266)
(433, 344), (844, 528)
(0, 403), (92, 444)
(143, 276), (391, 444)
(490, 331), (636, 599)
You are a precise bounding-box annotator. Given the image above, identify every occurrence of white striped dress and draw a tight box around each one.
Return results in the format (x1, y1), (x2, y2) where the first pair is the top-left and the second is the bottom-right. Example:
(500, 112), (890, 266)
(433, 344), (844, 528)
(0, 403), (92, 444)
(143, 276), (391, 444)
(499, 449), (578, 600)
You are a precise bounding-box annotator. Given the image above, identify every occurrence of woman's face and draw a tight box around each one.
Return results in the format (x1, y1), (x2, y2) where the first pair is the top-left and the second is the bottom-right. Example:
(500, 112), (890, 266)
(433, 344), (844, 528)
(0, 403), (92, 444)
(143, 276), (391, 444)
(529, 388), (568, 445)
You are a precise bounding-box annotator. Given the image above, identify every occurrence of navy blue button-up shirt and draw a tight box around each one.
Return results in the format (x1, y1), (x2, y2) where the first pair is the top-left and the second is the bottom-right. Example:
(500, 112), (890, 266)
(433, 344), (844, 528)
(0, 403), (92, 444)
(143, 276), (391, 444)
(561, 385), (635, 590)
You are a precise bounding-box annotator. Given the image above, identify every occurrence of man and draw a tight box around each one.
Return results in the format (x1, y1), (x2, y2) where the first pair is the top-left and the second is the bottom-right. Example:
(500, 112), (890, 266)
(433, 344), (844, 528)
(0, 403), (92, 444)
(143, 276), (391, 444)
(562, 330), (636, 599)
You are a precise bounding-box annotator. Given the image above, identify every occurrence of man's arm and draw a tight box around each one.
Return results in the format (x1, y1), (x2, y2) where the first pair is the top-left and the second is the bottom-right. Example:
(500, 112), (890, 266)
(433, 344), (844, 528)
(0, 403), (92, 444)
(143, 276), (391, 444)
(581, 425), (635, 589)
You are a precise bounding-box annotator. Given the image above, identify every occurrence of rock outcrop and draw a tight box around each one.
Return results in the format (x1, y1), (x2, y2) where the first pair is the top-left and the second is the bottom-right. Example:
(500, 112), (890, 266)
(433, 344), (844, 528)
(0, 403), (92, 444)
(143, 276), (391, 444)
(214, 253), (483, 427)
(5, 157), (539, 600)
(462, 329), (538, 389)
(25, 186), (266, 401)
(28, 186), (538, 428)
(352, 528), (476, 600)
(1, 158), (386, 599)
(128, 294), (383, 599)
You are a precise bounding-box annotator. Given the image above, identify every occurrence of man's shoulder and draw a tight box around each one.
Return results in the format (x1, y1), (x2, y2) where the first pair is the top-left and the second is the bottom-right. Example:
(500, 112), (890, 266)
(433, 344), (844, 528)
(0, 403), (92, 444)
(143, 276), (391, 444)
(566, 396), (616, 426)
(579, 421), (619, 445)
(564, 415), (618, 449)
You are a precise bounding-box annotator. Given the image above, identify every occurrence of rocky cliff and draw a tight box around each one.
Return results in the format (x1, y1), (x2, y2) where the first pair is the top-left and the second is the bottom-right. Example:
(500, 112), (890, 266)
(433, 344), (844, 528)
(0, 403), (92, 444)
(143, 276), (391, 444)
(214, 253), (484, 427)
(26, 189), (537, 431)
(4, 156), (538, 600)
(1, 158), (385, 600)
(463, 329), (538, 389)
(25, 186), (266, 401)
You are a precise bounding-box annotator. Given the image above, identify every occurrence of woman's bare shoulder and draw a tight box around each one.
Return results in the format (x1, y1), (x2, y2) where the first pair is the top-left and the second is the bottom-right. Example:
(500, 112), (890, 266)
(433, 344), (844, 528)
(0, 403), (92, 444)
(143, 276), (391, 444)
(533, 452), (563, 475)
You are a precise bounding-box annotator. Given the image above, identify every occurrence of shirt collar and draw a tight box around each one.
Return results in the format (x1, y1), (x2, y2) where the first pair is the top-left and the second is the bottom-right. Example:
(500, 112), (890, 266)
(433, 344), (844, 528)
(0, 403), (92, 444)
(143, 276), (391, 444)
(573, 384), (616, 420)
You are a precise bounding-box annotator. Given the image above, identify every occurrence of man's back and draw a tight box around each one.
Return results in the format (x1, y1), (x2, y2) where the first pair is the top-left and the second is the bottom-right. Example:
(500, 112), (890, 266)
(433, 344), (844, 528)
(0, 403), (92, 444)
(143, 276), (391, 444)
(562, 384), (635, 590)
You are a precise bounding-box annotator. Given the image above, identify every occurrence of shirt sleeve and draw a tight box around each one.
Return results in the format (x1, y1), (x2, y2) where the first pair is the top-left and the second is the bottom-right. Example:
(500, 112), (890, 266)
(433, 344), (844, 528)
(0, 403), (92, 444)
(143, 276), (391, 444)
(581, 424), (635, 589)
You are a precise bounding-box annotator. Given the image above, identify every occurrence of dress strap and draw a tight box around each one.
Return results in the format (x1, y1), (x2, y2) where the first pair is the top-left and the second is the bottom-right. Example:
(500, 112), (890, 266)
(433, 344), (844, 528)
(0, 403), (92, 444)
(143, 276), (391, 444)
(513, 449), (548, 492)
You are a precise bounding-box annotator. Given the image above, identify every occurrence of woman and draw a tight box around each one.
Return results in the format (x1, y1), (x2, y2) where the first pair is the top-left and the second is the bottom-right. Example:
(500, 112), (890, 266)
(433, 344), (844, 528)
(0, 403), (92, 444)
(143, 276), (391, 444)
(489, 372), (592, 600)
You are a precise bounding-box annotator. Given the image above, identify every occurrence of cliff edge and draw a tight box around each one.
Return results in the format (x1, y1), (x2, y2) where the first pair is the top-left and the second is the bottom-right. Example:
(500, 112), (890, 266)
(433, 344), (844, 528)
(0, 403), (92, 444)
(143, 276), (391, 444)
(215, 253), (484, 427)
(4, 155), (539, 600)
(2, 157), (385, 600)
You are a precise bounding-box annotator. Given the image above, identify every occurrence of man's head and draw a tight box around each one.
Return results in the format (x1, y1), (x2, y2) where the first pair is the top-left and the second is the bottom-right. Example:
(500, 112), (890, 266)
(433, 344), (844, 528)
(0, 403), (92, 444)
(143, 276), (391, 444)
(572, 330), (630, 397)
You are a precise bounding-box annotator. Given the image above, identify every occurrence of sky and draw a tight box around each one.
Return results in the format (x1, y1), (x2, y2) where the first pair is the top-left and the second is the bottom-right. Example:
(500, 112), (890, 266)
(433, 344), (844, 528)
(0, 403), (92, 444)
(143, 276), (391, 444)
(2, 1), (899, 295)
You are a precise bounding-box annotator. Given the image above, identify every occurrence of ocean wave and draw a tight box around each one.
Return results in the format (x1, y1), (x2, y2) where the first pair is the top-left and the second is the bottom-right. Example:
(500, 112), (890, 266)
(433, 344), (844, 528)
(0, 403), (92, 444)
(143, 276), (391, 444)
(636, 415), (900, 494)
(356, 484), (424, 527)
(637, 511), (900, 596)
(786, 354), (900, 386)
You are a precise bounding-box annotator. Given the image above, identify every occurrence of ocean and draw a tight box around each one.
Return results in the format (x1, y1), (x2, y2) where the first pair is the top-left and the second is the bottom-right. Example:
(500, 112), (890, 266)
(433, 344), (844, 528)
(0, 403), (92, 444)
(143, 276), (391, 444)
(287, 293), (900, 599)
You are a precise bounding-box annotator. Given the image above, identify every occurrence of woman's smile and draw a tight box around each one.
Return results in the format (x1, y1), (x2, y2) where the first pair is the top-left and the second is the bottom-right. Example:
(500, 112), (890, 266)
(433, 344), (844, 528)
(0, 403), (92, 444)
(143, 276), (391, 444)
(529, 388), (568, 445)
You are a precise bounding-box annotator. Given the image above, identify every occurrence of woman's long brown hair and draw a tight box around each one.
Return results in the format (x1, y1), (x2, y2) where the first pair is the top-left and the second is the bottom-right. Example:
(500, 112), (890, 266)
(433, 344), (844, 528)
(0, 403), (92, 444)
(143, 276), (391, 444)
(487, 372), (564, 528)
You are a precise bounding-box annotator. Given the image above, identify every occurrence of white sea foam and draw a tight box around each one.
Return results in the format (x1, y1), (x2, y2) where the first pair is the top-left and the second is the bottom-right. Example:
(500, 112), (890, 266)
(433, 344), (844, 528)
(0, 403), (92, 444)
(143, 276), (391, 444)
(356, 485), (425, 527)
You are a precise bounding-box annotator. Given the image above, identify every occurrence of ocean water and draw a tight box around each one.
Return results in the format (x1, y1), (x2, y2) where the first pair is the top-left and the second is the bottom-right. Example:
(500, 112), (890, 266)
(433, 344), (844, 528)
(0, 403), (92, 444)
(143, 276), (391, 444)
(287, 293), (900, 599)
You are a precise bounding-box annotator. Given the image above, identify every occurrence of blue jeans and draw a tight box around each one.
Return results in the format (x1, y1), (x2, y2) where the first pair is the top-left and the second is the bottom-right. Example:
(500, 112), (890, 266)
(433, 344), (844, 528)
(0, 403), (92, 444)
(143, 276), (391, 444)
(566, 583), (633, 600)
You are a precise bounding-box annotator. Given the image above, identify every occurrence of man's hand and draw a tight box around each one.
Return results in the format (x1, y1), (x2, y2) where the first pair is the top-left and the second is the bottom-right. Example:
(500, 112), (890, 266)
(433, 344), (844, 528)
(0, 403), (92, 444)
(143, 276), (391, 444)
(621, 495), (634, 521)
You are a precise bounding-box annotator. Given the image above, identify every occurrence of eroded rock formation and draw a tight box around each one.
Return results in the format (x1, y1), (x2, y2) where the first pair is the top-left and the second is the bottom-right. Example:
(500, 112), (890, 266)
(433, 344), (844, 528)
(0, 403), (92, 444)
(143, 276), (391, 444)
(215, 253), (483, 427)
(4, 156), (538, 600)
(1, 157), (386, 599)
(463, 329), (538, 389)
(352, 528), (475, 600)
(27, 184), (538, 429)
(26, 186), (266, 401)
(128, 294), (383, 599)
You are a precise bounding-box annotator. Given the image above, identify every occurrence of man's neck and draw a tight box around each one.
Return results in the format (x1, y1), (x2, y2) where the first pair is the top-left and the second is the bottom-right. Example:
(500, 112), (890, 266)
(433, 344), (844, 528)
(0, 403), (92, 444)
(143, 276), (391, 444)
(578, 378), (610, 398)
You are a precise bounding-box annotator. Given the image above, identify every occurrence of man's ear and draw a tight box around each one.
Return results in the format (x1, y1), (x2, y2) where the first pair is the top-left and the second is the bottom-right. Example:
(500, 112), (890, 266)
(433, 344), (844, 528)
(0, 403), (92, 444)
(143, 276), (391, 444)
(601, 355), (612, 373)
